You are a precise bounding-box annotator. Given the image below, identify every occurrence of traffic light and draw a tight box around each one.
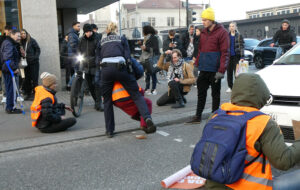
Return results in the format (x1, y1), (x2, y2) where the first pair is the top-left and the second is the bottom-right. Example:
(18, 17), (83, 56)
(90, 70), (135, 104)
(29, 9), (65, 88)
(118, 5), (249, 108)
(187, 8), (197, 26)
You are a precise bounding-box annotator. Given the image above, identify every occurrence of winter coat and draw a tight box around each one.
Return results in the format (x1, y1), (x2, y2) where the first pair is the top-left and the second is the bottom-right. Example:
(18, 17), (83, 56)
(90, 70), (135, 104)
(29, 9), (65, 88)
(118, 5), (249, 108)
(67, 28), (80, 57)
(60, 39), (69, 63)
(229, 31), (245, 58)
(0, 36), (20, 73)
(93, 32), (102, 43)
(193, 35), (200, 58)
(162, 36), (183, 52)
(145, 34), (160, 56)
(181, 32), (196, 57)
(205, 73), (300, 190)
(195, 23), (229, 73)
(77, 34), (99, 69)
(157, 53), (195, 94)
(21, 37), (40, 64)
(273, 26), (296, 45)
(97, 33), (131, 63)
(36, 87), (65, 129)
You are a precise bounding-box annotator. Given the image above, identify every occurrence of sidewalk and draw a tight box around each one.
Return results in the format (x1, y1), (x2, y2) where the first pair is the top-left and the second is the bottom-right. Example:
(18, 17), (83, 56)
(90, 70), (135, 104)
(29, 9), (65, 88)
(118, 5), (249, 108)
(0, 73), (231, 153)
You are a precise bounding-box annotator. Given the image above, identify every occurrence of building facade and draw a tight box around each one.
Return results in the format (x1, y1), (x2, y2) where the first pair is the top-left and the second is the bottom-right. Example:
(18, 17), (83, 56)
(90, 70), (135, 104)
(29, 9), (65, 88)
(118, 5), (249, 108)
(119, 0), (203, 39)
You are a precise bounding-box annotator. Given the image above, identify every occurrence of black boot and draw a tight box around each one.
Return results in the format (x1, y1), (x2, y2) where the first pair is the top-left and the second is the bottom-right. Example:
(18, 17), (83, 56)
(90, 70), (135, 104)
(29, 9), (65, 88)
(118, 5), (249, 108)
(171, 99), (185, 109)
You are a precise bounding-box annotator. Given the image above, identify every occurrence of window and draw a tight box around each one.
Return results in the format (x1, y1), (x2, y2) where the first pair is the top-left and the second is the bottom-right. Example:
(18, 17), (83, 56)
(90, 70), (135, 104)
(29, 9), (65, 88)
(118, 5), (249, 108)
(277, 11), (281, 15)
(260, 39), (273, 47)
(271, 12), (274, 16)
(252, 15), (256, 18)
(127, 19), (129, 29)
(281, 10), (286, 14)
(0, 0), (21, 35)
(262, 13), (265, 17)
(167, 17), (174, 26)
(286, 10), (290, 14)
(131, 18), (135, 28)
(293, 8), (298, 13)
(249, 15), (253, 19)
(148, 17), (155, 27)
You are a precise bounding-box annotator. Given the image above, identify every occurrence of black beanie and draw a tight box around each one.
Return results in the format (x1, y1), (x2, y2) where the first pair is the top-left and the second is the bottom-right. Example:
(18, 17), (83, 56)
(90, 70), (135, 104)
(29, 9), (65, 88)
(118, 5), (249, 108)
(83, 24), (92, 33)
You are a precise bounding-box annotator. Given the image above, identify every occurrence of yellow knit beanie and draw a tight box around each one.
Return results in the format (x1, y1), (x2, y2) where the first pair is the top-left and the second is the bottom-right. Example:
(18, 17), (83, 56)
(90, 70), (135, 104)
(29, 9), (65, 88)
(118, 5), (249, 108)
(201, 7), (215, 21)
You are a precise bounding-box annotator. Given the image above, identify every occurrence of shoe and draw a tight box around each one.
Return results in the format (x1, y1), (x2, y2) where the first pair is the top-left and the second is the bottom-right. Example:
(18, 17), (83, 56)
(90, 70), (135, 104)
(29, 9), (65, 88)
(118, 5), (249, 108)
(183, 97), (187, 104)
(6, 108), (22, 114)
(151, 89), (157, 95)
(145, 89), (151, 95)
(66, 86), (71, 91)
(105, 131), (114, 138)
(95, 102), (104, 112)
(185, 116), (201, 124)
(144, 118), (156, 134)
(226, 88), (232, 93)
(171, 99), (185, 109)
(17, 96), (24, 102)
(1, 97), (6, 103)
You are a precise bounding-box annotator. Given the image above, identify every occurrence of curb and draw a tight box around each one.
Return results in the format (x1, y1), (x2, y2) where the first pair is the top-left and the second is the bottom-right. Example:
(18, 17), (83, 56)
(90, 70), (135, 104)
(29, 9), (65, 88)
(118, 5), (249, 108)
(0, 111), (211, 154)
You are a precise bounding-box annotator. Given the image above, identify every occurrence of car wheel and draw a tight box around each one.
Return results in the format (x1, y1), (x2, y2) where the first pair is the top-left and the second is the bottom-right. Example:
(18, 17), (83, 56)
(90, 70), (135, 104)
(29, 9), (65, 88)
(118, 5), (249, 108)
(254, 55), (264, 69)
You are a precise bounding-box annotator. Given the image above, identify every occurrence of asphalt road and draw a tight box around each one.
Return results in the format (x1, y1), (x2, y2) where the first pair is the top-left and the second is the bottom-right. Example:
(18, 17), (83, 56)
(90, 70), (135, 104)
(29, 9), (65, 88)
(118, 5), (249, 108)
(0, 122), (207, 190)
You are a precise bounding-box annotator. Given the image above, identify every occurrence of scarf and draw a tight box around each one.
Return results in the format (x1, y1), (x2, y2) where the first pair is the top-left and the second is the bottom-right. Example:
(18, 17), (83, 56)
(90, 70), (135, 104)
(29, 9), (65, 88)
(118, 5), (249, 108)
(167, 58), (184, 82)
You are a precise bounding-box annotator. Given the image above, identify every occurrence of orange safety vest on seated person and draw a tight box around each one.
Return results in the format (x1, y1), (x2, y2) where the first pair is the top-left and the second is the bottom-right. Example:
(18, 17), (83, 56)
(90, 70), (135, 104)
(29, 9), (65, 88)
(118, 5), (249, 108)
(216, 103), (273, 190)
(112, 82), (142, 102)
(30, 86), (55, 127)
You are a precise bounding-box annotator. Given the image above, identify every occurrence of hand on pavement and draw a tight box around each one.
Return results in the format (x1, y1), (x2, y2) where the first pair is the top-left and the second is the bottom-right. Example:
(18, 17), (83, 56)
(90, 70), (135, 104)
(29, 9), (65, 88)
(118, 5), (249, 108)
(65, 106), (73, 112)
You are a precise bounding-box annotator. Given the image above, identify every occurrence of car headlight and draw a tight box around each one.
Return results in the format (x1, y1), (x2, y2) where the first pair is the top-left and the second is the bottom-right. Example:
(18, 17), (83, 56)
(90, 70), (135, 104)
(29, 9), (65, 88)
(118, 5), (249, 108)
(244, 50), (253, 57)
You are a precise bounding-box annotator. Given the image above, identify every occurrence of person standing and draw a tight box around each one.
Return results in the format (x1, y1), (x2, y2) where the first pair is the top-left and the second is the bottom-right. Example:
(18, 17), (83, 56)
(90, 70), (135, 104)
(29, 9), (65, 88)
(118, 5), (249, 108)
(60, 35), (73, 91)
(141, 25), (160, 95)
(77, 24), (99, 109)
(226, 22), (244, 93)
(270, 19), (297, 55)
(67, 21), (80, 77)
(0, 29), (22, 114)
(0, 25), (12, 103)
(186, 7), (229, 124)
(163, 30), (183, 52)
(91, 24), (102, 42)
(182, 25), (195, 61)
(20, 29), (41, 100)
(98, 22), (156, 138)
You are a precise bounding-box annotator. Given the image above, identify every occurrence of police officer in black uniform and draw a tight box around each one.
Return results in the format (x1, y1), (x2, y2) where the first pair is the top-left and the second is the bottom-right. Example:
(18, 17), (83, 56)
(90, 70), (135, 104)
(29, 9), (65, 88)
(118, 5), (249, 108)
(98, 22), (156, 138)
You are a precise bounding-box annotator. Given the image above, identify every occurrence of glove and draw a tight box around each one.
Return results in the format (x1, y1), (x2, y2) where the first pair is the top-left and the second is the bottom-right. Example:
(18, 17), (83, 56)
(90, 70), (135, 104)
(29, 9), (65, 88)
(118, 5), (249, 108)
(214, 72), (224, 82)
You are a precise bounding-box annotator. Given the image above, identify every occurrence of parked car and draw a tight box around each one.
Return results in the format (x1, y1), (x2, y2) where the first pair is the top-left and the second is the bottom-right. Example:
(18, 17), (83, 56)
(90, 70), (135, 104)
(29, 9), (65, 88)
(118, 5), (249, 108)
(253, 36), (300, 69)
(244, 38), (260, 52)
(244, 49), (254, 63)
(257, 43), (300, 142)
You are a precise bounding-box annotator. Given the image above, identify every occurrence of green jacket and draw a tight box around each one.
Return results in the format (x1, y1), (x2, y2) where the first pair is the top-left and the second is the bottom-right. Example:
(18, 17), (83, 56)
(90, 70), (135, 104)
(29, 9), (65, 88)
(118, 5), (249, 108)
(206, 73), (300, 190)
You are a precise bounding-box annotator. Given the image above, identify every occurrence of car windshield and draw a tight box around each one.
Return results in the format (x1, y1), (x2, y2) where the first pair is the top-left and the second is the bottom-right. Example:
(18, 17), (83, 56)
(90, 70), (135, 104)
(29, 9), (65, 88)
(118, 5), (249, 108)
(275, 44), (300, 65)
(245, 39), (260, 47)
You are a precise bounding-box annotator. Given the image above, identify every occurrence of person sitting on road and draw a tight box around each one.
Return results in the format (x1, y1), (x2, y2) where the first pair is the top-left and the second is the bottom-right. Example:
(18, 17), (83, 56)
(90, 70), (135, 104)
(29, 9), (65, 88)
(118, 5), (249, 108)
(156, 49), (195, 108)
(205, 73), (300, 190)
(31, 72), (76, 133)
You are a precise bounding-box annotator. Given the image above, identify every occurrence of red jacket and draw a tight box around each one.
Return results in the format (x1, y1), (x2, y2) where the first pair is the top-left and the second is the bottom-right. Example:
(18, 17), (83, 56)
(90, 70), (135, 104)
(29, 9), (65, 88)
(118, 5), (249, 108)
(195, 23), (229, 73)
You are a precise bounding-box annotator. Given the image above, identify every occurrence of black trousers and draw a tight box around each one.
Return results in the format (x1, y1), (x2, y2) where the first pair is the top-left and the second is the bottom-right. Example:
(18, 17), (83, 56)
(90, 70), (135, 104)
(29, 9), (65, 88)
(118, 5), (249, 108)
(85, 72), (97, 102)
(227, 55), (240, 89)
(196, 71), (221, 117)
(23, 63), (39, 95)
(157, 81), (185, 106)
(65, 59), (74, 86)
(39, 118), (76, 133)
(101, 66), (151, 133)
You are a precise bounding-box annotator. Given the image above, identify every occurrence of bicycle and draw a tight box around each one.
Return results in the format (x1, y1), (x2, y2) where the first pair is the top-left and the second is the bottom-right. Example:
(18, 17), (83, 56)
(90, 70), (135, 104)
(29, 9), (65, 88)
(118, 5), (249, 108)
(70, 55), (88, 117)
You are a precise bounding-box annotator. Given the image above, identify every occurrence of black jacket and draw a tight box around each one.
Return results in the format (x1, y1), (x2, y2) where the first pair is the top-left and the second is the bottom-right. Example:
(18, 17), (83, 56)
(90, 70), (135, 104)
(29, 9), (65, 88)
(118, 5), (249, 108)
(163, 36), (183, 52)
(229, 31), (245, 58)
(78, 34), (99, 69)
(94, 32), (102, 43)
(67, 28), (80, 56)
(181, 32), (196, 57)
(0, 36), (20, 73)
(145, 34), (160, 56)
(193, 35), (200, 58)
(36, 87), (65, 129)
(273, 26), (296, 45)
(21, 37), (40, 64)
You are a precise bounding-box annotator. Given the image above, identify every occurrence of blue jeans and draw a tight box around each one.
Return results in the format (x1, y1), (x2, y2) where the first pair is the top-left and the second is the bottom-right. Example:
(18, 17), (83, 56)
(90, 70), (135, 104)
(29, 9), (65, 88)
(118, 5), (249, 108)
(145, 55), (159, 91)
(273, 169), (300, 190)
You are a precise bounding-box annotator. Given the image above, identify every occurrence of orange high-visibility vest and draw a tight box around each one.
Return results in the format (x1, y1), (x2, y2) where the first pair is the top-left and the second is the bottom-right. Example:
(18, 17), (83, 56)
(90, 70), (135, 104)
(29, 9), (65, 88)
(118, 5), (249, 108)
(112, 82), (141, 102)
(30, 86), (55, 127)
(217, 103), (273, 190)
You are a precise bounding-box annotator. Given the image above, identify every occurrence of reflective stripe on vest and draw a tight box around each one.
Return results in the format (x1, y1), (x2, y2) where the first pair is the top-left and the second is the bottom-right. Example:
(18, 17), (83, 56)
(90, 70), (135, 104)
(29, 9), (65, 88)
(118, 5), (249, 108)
(112, 81), (141, 101)
(30, 86), (55, 127)
(220, 103), (273, 190)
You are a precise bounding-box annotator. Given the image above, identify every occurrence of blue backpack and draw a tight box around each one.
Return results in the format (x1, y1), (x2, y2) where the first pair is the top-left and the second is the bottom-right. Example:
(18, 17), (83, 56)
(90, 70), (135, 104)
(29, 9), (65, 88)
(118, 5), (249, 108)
(190, 109), (264, 184)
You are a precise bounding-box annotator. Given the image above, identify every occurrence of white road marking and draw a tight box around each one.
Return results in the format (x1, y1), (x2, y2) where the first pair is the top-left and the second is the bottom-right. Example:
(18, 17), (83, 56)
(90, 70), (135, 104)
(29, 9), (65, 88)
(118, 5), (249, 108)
(174, 138), (183, 142)
(157, 130), (170, 137)
(190, 144), (195, 148)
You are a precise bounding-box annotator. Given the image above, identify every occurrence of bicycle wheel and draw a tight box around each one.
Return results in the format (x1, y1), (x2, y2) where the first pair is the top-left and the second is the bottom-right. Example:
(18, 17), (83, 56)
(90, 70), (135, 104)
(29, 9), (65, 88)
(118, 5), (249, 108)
(70, 76), (85, 117)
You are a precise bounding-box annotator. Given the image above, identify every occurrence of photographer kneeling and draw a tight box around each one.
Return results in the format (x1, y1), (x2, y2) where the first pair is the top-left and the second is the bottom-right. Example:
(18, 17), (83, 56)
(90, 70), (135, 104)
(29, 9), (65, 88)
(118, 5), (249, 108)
(156, 49), (195, 108)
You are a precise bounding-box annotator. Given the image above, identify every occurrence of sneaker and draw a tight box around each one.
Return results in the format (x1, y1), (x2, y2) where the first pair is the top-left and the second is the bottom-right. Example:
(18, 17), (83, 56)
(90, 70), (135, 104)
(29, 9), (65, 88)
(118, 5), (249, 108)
(105, 131), (114, 138)
(143, 118), (156, 134)
(1, 97), (6, 103)
(185, 116), (201, 124)
(226, 88), (232, 93)
(17, 96), (24, 102)
(6, 108), (22, 114)
(151, 89), (157, 95)
(145, 89), (151, 95)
